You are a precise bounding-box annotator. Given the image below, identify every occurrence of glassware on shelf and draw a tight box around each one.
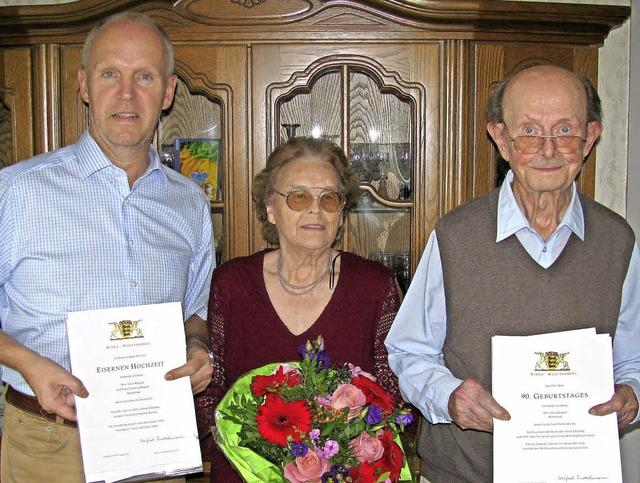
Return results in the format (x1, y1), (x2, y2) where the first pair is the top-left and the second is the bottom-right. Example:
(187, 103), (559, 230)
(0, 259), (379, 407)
(392, 143), (411, 199)
(378, 172), (389, 198)
(369, 251), (394, 269)
(282, 123), (301, 140)
(159, 144), (175, 169)
(394, 251), (411, 294)
(321, 134), (339, 144)
(398, 182), (411, 200)
(370, 251), (410, 294)
(350, 145), (411, 202)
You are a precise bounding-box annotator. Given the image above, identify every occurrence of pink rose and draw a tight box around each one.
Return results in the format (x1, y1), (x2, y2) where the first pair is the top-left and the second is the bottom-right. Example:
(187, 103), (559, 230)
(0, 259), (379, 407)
(330, 383), (366, 420)
(349, 431), (385, 463)
(283, 450), (329, 483)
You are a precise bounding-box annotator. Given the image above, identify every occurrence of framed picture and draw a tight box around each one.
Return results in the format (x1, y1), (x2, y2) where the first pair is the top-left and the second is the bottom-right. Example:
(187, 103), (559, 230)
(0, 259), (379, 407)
(174, 138), (222, 201)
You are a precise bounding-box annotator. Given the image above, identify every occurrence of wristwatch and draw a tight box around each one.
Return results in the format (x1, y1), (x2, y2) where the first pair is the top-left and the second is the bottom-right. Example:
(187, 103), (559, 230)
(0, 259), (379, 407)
(186, 337), (215, 367)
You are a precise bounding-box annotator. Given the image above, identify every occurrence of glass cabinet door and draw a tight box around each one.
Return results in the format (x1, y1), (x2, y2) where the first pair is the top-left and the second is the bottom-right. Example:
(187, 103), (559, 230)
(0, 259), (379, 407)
(276, 65), (414, 293)
(159, 77), (224, 265)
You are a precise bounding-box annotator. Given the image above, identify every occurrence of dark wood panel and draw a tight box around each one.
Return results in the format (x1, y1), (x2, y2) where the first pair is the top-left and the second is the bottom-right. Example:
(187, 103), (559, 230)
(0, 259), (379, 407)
(1, 48), (34, 163)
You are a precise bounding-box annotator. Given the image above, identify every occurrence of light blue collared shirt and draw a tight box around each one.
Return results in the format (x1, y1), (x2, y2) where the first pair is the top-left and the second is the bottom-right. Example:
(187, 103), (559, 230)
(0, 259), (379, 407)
(0, 131), (215, 395)
(385, 171), (640, 423)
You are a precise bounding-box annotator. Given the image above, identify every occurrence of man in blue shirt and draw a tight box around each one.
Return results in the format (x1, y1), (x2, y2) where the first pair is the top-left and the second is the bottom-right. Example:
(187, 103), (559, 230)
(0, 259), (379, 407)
(385, 65), (640, 482)
(0, 12), (214, 482)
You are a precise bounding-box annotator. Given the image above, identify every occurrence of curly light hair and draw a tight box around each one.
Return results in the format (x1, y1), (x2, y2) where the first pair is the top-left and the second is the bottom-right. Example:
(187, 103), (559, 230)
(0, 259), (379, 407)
(252, 137), (361, 246)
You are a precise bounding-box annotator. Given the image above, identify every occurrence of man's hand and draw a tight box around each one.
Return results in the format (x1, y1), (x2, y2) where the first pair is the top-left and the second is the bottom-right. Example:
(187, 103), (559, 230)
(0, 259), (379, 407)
(448, 378), (511, 433)
(589, 384), (639, 429)
(164, 340), (213, 394)
(163, 315), (213, 394)
(22, 355), (89, 422)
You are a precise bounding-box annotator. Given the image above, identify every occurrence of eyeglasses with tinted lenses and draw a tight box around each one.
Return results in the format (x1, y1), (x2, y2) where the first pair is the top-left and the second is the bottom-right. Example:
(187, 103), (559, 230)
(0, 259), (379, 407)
(275, 188), (346, 213)
(509, 135), (586, 154)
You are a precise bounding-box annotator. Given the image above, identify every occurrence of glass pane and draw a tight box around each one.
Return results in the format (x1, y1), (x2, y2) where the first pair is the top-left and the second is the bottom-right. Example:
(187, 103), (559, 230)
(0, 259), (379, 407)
(158, 79), (224, 202)
(348, 71), (412, 201)
(348, 195), (411, 294)
(212, 208), (223, 267)
(279, 70), (342, 143)
(160, 77), (224, 260)
(274, 65), (414, 293)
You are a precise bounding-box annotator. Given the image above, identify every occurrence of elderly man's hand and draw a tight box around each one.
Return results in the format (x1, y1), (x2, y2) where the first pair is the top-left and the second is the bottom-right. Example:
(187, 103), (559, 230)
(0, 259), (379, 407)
(448, 379), (511, 433)
(588, 384), (639, 429)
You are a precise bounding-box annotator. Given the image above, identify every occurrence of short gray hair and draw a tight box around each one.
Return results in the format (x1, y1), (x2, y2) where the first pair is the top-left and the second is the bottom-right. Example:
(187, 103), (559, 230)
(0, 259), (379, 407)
(81, 11), (174, 78)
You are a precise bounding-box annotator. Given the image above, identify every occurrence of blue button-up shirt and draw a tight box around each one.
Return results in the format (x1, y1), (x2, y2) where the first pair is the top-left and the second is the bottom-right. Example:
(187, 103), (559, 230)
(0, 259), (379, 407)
(385, 170), (640, 423)
(0, 131), (214, 395)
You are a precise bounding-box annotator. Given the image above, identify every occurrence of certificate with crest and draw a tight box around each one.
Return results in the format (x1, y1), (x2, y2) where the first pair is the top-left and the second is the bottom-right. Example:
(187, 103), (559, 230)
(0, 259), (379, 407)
(492, 329), (622, 483)
(66, 302), (202, 483)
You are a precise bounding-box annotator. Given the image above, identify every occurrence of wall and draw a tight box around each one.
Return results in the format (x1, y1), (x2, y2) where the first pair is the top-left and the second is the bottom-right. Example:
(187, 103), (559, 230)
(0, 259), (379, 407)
(628, 2), (640, 241)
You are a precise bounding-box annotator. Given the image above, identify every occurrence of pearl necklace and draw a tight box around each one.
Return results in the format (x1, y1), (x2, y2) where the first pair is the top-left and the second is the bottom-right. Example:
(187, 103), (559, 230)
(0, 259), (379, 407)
(277, 249), (333, 296)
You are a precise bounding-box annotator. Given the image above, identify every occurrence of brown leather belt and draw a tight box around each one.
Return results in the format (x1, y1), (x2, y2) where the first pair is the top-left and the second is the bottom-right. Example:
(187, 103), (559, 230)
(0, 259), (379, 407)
(5, 385), (77, 428)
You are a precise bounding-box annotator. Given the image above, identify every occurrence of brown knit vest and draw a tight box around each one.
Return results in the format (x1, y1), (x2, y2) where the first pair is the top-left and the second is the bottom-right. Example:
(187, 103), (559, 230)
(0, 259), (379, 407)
(418, 188), (635, 483)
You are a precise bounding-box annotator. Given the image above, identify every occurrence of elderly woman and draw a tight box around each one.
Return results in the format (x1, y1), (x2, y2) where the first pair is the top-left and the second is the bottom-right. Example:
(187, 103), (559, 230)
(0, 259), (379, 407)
(194, 136), (402, 482)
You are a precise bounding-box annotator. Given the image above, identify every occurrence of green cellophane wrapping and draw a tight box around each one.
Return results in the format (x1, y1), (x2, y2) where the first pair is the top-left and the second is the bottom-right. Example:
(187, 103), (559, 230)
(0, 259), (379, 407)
(213, 362), (414, 483)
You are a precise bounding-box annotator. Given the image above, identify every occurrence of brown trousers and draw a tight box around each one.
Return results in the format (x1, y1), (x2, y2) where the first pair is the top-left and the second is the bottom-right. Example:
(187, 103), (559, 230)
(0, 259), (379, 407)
(1, 401), (186, 483)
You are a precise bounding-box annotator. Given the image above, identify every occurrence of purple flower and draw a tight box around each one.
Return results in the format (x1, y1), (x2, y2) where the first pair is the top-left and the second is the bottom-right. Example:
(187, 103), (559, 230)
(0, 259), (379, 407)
(298, 336), (330, 370)
(330, 464), (350, 477)
(298, 343), (310, 360)
(396, 411), (414, 427)
(364, 405), (383, 425)
(309, 428), (321, 440)
(298, 345), (331, 370)
(291, 442), (309, 457)
(315, 351), (331, 370)
(317, 440), (339, 459)
(321, 463), (351, 482)
(315, 395), (332, 406)
(321, 472), (339, 483)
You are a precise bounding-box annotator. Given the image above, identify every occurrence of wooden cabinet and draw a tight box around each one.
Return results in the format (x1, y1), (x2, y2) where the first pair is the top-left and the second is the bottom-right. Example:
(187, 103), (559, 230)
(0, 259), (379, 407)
(0, 0), (630, 277)
(251, 42), (439, 278)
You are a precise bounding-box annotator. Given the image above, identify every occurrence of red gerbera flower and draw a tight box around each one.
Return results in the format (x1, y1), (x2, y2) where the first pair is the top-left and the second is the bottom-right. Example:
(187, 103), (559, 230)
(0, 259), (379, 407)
(251, 365), (302, 396)
(372, 429), (404, 482)
(351, 375), (396, 412)
(256, 393), (312, 446)
(349, 461), (381, 483)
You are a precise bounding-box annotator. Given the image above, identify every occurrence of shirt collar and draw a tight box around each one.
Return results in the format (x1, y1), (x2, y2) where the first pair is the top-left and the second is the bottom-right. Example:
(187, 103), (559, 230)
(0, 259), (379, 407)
(75, 130), (167, 184)
(496, 170), (585, 242)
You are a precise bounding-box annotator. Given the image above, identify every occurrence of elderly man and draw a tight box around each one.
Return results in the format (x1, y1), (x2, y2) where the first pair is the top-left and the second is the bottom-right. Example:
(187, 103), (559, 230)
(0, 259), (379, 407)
(385, 64), (640, 482)
(0, 12), (214, 482)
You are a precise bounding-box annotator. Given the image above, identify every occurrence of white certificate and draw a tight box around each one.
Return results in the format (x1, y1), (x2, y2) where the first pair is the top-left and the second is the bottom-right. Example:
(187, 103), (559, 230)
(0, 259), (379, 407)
(66, 302), (202, 483)
(492, 329), (622, 483)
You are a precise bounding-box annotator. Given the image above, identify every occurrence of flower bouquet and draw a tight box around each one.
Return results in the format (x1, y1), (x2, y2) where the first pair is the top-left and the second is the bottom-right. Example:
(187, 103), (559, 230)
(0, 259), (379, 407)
(214, 336), (414, 482)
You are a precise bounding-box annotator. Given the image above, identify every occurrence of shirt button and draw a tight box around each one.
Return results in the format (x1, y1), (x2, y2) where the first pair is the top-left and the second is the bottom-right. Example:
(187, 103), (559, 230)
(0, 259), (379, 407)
(132, 281), (138, 288)
(124, 199), (130, 205)
(542, 247), (548, 253)
(129, 239), (134, 247)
